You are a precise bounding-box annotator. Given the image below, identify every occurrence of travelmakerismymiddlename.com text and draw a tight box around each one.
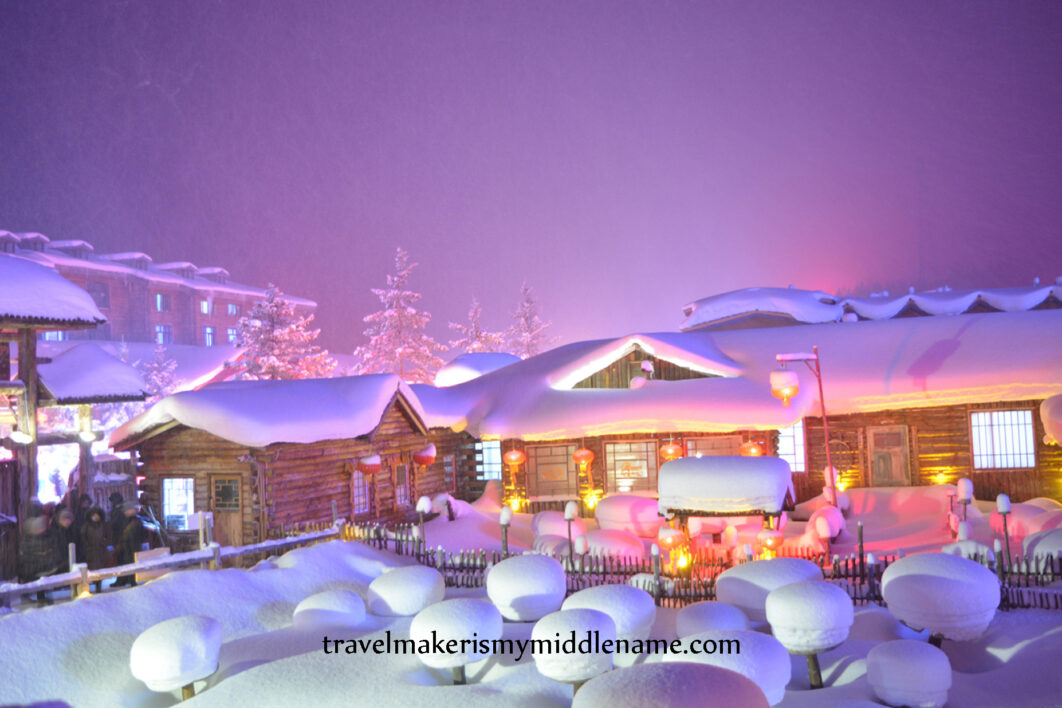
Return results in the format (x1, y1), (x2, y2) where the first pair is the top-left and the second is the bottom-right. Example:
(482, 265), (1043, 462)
(323, 631), (740, 663)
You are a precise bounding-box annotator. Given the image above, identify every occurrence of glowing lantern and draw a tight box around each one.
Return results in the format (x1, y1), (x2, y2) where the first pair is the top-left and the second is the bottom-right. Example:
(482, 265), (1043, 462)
(357, 455), (381, 476)
(660, 442), (684, 462)
(503, 449), (526, 470)
(770, 368), (800, 407)
(413, 444), (436, 467)
(582, 490), (600, 510)
(739, 441), (765, 457)
(572, 447), (595, 471)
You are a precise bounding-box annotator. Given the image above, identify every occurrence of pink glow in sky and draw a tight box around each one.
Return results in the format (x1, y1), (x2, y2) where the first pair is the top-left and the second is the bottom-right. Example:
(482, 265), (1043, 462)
(2, 2), (1061, 352)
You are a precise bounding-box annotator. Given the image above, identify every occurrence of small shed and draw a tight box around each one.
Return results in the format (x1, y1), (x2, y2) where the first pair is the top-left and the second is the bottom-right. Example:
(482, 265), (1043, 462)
(111, 375), (438, 547)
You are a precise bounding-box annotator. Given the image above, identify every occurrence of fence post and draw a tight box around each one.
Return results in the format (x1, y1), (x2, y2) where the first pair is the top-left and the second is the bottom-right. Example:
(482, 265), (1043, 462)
(651, 544), (661, 606)
(68, 542), (78, 599)
(332, 500), (338, 526)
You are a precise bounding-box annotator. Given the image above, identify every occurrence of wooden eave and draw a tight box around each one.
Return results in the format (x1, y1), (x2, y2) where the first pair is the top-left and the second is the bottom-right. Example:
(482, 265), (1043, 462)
(110, 419), (182, 452)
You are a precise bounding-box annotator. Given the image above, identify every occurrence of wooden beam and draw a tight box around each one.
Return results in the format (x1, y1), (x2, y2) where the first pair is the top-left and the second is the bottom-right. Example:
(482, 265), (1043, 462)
(16, 329), (38, 517)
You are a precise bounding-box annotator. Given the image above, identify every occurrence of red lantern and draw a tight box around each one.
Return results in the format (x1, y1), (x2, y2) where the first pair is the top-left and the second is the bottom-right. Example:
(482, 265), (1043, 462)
(660, 442), (684, 462)
(413, 443), (436, 467)
(503, 449), (526, 469)
(572, 447), (595, 471)
(739, 441), (765, 457)
(357, 455), (381, 476)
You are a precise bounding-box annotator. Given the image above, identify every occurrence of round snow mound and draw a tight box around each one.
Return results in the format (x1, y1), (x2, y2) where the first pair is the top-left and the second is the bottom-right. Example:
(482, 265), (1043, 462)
(675, 601), (750, 638)
(595, 494), (665, 538)
(533, 534), (571, 555)
(881, 553), (1000, 641)
(664, 630), (791, 706)
(715, 558), (824, 623)
(581, 529), (645, 560)
(410, 599), (503, 669)
(765, 580), (854, 654)
(130, 615), (223, 693)
(990, 504), (1046, 539)
(532, 510), (588, 539)
(487, 554), (567, 621)
(562, 584), (656, 642)
(1023, 528), (1062, 560)
(367, 565), (445, 616)
(572, 662), (769, 708)
(866, 639), (951, 708)
(293, 590), (366, 629)
(808, 505), (846, 541)
(532, 609), (616, 683)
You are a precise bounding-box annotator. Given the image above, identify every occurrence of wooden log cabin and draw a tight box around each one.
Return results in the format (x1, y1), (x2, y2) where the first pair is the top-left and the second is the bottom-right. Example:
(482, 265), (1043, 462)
(110, 375), (444, 547)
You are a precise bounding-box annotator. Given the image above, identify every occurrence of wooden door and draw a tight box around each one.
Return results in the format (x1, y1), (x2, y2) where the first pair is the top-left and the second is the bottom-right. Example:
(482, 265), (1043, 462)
(866, 426), (910, 486)
(210, 475), (243, 546)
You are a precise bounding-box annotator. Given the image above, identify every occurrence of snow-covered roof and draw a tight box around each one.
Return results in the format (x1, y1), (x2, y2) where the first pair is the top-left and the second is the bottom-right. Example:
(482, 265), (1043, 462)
(0, 255), (106, 327)
(111, 374), (427, 450)
(99, 251), (153, 263)
(411, 309), (1062, 441)
(434, 352), (522, 387)
(38, 344), (147, 404)
(48, 240), (95, 254)
(681, 287), (842, 329)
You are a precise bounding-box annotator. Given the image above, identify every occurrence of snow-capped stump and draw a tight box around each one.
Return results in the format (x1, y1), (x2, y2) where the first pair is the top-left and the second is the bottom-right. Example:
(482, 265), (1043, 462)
(942, 524), (995, 562)
(866, 639), (952, 708)
(581, 529), (645, 560)
(881, 552), (1000, 642)
(293, 590), (366, 629)
(533, 533), (571, 555)
(1023, 528), (1062, 561)
(657, 456), (792, 515)
(409, 598), (503, 685)
(807, 505), (846, 541)
(367, 565), (445, 616)
(663, 630), (790, 706)
(532, 609), (616, 687)
(572, 662), (769, 708)
(130, 615), (223, 700)
(532, 510), (587, 538)
(487, 554), (567, 621)
(675, 601), (750, 638)
(561, 584), (656, 642)
(715, 557), (824, 623)
(765, 580), (854, 689)
(595, 494), (665, 538)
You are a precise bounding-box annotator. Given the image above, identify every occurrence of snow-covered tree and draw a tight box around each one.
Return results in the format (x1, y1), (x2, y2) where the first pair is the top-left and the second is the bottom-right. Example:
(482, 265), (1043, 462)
(140, 344), (179, 403)
(506, 282), (555, 359)
(354, 248), (446, 384)
(448, 297), (506, 354)
(237, 284), (337, 380)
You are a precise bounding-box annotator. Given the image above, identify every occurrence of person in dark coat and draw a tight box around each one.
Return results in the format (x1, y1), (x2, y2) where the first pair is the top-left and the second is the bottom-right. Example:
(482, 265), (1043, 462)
(79, 507), (111, 593)
(18, 515), (63, 605)
(114, 501), (148, 587)
(51, 508), (77, 565)
(108, 492), (125, 544)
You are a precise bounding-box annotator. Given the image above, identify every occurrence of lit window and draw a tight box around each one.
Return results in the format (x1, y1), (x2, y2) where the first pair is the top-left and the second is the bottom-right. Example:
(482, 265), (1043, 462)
(204, 326), (215, 346)
(443, 454), (457, 493)
(776, 422), (806, 473)
(155, 293), (171, 312)
(41, 331), (68, 342)
(352, 469), (370, 515)
(154, 324), (172, 345)
(162, 478), (195, 528)
(227, 328), (239, 345)
(227, 303), (240, 317)
(200, 299), (212, 315)
(686, 436), (742, 457)
(971, 410), (1035, 470)
(475, 441), (502, 481)
(604, 441), (657, 494)
(394, 464), (410, 506)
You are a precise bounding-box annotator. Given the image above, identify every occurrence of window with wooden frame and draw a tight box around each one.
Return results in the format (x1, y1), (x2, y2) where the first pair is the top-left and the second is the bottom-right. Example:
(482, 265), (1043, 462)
(604, 441), (658, 493)
(475, 441), (502, 481)
(685, 435), (742, 457)
(443, 454), (457, 494)
(527, 444), (577, 497)
(970, 410), (1036, 470)
(351, 467), (371, 515)
(776, 422), (807, 472)
(162, 477), (195, 529)
(394, 464), (410, 506)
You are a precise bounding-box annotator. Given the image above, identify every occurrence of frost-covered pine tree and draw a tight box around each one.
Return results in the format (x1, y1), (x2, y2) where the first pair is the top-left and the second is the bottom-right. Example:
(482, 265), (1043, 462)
(506, 282), (555, 359)
(448, 297), (507, 354)
(237, 284), (337, 380)
(139, 344), (179, 403)
(354, 248), (446, 383)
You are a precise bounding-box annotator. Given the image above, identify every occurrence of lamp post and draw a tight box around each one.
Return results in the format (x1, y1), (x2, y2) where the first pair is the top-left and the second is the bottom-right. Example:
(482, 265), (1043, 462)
(773, 346), (835, 505)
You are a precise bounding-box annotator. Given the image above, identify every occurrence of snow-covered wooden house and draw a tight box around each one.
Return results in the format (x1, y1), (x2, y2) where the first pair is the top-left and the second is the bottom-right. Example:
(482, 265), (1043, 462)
(110, 375), (439, 547)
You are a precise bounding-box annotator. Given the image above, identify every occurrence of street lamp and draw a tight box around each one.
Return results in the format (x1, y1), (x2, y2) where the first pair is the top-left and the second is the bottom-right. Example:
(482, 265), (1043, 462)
(772, 346), (836, 504)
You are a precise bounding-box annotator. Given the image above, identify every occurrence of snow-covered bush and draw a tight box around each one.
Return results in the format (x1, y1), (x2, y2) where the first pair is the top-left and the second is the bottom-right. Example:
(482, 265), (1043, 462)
(595, 494), (665, 538)
(409, 598), (503, 682)
(572, 662), (769, 708)
(487, 554), (567, 621)
(807, 505), (845, 541)
(532, 510), (587, 538)
(531, 609), (615, 684)
(129, 615), (222, 697)
(533, 534), (570, 555)
(658, 456), (791, 515)
(990, 502), (1047, 539)
(663, 630), (790, 706)
(293, 590), (366, 629)
(579, 529), (645, 560)
(1024, 497), (1062, 513)
(715, 558), (824, 623)
(1027, 510), (1062, 535)
(688, 516), (728, 537)
(675, 601), (750, 638)
(1023, 528), (1062, 561)
(881, 553), (1000, 641)
(765, 580), (854, 654)
(367, 565), (445, 616)
(866, 639), (951, 708)
(562, 584), (656, 642)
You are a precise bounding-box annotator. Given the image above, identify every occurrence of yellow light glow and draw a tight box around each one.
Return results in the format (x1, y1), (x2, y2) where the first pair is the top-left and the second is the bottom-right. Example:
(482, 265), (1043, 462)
(674, 549), (691, 570)
(836, 479), (849, 492)
(582, 491), (600, 510)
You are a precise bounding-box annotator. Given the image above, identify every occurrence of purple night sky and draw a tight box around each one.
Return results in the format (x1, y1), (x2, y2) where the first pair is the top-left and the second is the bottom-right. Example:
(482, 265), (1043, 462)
(2, 2), (1061, 352)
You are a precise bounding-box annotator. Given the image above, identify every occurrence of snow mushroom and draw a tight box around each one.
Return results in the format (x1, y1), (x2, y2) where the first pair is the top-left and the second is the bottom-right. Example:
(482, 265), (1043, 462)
(531, 609), (616, 685)
(409, 598), (503, 683)
(486, 554), (567, 621)
(367, 565), (445, 616)
(881, 552), (1000, 641)
(675, 601), (750, 638)
(765, 580), (854, 654)
(292, 590), (366, 629)
(561, 584), (656, 642)
(572, 662), (769, 708)
(595, 494), (666, 538)
(866, 639), (952, 708)
(580, 529), (645, 560)
(532, 510), (588, 538)
(129, 615), (223, 697)
(663, 629), (791, 706)
(715, 557), (824, 623)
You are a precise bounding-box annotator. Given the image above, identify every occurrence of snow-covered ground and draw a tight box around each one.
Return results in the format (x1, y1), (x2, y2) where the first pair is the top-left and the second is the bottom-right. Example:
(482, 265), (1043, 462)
(2, 485), (1061, 707)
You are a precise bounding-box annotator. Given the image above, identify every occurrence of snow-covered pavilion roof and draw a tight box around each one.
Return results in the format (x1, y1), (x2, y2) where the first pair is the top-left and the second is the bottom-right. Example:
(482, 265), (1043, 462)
(38, 344), (147, 404)
(681, 287), (842, 329)
(111, 374), (427, 450)
(412, 310), (1062, 441)
(0, 254), (106, 327)
(434, 352), (524, 387)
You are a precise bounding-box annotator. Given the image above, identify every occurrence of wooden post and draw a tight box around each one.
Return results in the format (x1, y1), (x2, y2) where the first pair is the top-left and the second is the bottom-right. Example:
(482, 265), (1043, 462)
(651, 544), (661, 605)
(857, 522), (865, 584)
(16, 329), (39, 520)
(331, 500), (338, 526)
(68, 542), (77, 599)
(181, 683), (195, 700)
(807, 654), (823, 689)
(500, 524), (509, 557)
(1001, 513), (1012, 576)
(452, 666), (466, 685)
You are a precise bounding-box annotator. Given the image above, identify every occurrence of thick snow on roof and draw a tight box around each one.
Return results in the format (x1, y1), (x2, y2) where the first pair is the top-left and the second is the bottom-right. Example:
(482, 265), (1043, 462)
(681, 287), (842, 329)
(111, 374), (426, 449)
(0, 254), (106, 326)
(1042, 394), (1062, 446)
(434, 352), (523, 387)
(413, 309), (1062, 441)
(38, 344), (147, 404)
